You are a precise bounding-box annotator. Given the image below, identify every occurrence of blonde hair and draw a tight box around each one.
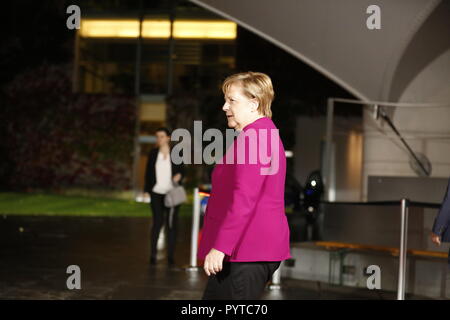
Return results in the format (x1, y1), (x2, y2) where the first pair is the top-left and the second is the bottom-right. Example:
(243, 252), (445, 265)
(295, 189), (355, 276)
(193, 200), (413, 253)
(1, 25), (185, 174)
(222, 71), (275, 118)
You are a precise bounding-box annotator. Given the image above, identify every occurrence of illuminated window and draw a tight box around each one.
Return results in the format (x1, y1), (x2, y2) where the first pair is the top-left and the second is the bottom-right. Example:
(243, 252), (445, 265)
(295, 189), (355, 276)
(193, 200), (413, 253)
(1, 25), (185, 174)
(79, 19), (237, 39)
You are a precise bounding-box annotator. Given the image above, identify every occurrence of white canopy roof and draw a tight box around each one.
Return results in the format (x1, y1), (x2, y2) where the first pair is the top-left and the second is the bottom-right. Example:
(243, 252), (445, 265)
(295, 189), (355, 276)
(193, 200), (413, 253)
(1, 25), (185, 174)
(190, 0), (450, 104)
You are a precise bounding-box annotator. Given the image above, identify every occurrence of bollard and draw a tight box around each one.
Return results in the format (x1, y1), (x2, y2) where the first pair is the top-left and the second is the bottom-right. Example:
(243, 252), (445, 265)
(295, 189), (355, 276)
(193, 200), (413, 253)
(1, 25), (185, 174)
(397, 198), (409, 300)
(186, 188), (201, 272)
(269, 264), (282, 290)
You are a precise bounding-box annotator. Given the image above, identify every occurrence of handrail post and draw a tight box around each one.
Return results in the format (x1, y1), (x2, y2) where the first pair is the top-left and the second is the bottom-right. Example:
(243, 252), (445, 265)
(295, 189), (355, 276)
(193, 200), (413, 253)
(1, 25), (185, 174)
(397, 198), (409, 300)
(187, 187), (201, 271)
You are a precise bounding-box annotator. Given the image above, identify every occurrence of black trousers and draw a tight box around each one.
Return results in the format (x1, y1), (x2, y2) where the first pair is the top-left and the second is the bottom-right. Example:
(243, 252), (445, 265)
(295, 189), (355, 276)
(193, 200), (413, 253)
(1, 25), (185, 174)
(202, 261), (281, 300)
(149, 191), (180, 262)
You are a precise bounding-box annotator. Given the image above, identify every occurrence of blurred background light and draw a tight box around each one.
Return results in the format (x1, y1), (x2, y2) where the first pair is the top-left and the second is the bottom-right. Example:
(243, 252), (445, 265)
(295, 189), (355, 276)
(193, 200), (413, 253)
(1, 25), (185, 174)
(80, 19), (237, 39)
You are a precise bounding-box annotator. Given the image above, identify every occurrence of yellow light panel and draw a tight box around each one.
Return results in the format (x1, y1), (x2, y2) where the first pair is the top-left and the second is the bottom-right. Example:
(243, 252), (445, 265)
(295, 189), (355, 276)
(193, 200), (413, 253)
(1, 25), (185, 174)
(142, 20), (171, 38)
(173, 21), (236, 39)
(80, 19), (236, 39)
(80, 20), (140, 38)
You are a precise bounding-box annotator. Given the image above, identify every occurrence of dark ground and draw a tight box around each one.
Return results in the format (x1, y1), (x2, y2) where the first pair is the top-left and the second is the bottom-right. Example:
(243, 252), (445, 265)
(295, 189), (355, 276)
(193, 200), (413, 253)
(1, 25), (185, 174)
(0, 214), (429, 300)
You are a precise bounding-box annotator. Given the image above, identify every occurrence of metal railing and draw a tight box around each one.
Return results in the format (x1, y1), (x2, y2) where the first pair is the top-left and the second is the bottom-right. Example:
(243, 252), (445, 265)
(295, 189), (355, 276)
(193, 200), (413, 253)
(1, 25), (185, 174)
(187, 188), (444, 298)
(320, 198), (442, 300)
(397, 198), (441, 300)
(323, 97), (450, 201)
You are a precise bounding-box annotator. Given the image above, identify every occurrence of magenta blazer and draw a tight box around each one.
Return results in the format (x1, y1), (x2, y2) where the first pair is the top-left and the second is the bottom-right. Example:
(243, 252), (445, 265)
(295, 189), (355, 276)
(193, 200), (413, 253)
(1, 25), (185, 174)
(198, 117), (292, 262)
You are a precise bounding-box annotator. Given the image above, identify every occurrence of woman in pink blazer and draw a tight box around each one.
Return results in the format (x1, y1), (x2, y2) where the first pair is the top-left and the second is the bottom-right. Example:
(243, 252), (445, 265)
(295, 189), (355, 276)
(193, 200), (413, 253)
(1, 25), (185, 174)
(198, 72), (291, 300)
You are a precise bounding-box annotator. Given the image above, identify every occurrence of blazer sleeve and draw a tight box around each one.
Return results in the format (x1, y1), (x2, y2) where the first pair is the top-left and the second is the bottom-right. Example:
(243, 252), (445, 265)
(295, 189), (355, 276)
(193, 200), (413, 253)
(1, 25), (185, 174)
(432, 178), (450, 236)
(211, 133), (272, 256)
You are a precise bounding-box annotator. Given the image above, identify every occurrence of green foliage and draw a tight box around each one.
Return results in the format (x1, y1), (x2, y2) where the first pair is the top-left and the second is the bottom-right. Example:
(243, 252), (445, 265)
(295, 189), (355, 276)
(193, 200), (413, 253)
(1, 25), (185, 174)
(1, 64), (136, 190)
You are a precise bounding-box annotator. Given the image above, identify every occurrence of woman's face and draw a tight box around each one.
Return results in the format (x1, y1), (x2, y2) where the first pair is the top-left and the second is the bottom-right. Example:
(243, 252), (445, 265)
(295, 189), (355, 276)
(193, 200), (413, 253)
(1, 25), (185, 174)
(156, 131), (170, 147)
(222, 83), (257, 130)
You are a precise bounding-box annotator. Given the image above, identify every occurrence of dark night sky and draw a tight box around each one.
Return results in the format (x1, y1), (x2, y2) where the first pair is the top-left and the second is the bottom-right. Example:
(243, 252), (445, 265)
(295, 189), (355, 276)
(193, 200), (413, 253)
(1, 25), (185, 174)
(0, 1), (74, 86)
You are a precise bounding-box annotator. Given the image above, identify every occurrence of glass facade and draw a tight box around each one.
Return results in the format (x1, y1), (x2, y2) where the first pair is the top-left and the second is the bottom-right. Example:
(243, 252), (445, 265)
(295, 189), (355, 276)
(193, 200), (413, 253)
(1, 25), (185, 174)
(75, 24), (236, 95)
(73, 2), (237, 193)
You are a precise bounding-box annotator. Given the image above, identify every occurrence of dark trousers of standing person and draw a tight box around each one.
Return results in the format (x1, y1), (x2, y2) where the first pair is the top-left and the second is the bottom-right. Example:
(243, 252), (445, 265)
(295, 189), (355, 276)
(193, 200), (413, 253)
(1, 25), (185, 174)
(202, 261), (281, 300)
(149, 191), (180, 264)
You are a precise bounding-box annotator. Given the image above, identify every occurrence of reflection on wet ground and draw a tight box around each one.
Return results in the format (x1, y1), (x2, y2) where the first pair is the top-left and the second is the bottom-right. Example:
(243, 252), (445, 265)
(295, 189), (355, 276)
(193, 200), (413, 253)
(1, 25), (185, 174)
(0, 215), (427, 299)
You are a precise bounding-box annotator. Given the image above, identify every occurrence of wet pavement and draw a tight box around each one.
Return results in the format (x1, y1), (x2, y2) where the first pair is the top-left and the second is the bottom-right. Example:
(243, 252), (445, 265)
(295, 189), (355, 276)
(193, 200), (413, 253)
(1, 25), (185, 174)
(0, 215), (430, 300)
